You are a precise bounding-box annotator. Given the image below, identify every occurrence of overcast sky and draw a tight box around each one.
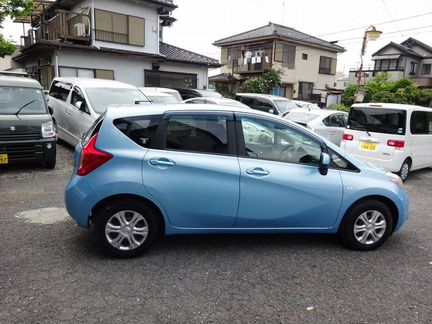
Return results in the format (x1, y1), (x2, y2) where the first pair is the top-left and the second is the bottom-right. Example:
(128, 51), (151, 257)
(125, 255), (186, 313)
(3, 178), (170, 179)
(163, 0), (432, 76)
(2, 0), (432, 77)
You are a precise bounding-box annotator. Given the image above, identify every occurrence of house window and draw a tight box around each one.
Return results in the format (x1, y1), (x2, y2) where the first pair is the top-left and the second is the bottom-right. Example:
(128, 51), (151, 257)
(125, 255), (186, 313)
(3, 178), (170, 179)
(274, 42), (296, 69)
(59, 67), (115, 80)
(95, 9), (145, 46)
(145, 70), (197, 88)
(298, 82), (314, 100)
(421, 64), (431, 75)
(302, 53), (308, 60)
(319, 56), (336, 75)
(410, 62), (417, 75)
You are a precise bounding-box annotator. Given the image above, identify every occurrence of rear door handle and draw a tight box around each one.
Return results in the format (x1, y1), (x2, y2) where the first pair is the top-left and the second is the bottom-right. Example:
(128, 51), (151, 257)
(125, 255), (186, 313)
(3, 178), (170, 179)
(149, 158), (175, 167)
(246, 167), (270, 176)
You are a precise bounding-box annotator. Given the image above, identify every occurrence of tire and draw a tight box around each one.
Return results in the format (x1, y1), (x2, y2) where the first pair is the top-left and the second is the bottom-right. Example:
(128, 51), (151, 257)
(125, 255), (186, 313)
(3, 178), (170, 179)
(94, 199), (160, 258)
(398, 159), (411, 182)
(339, 200), (393, 251)
(44, 158), (56, 169)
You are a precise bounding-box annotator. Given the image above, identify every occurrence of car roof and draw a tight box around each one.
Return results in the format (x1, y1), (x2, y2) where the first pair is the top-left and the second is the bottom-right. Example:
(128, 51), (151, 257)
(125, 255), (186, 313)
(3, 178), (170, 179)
(139, 87), (179, 93)
(236, 93), (292, 101)
(352, 103), (429, 111)
(0, 76), (43, 89)
(289, 108), (347, 117)
(52, 77), (137, 89)
(144, 92), (173, 97)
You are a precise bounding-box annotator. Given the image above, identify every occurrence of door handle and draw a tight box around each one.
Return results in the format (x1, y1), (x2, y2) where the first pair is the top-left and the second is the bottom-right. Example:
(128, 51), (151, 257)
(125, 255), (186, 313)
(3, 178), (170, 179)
(65, 109), (72, 116)
(246, 167), (270, 176)
(149, 158), (175, 167)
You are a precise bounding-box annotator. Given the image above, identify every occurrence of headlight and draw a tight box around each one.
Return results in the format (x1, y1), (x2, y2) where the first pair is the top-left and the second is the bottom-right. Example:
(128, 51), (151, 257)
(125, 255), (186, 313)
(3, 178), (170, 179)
(386, 172), (403, 187)
(41, 121), (56, 138)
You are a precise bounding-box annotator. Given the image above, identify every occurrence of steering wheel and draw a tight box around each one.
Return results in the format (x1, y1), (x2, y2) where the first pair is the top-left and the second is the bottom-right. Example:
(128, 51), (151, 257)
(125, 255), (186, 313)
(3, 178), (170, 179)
(276, 144), (296, 162)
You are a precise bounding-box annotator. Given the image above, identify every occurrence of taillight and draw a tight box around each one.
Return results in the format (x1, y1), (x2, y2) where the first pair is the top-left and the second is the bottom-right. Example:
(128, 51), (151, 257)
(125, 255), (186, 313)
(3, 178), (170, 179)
(387, 140), (405, 148)
(342, 134), (354, 141)
(77, 134), (112, 176)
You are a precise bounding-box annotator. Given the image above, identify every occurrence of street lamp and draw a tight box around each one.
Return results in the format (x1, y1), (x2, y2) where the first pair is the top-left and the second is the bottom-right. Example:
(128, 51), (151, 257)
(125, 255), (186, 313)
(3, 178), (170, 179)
(355, 25), (382, 103)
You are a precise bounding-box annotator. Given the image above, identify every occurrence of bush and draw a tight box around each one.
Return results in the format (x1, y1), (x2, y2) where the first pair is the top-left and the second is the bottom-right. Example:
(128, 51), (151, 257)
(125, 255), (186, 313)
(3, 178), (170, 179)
(329, 104), (350, 112)
(240, 69), (283, 93)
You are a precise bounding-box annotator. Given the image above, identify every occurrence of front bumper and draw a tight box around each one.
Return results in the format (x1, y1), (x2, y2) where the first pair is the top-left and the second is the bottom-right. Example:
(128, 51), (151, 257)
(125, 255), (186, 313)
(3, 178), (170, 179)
(0, 137), (56, 164)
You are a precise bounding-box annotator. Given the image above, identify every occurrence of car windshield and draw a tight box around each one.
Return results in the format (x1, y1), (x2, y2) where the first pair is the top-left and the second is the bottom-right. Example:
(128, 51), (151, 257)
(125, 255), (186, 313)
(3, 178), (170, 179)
(163, 92), (183, 102)
(348, 107), (406, 135)
(197, 90), (222, 98)
(86, 88), (149, 114)
(0, 86), (46, 115)
(146, 95), (178, 104)
(273, 100), (298, 114)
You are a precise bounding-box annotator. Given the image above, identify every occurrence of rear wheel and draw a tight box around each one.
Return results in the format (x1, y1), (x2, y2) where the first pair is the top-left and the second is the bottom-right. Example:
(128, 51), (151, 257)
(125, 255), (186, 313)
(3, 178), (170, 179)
(94, 199), (160, 258)
(398, 159), (411, 182)
(339, 200), (393, 251)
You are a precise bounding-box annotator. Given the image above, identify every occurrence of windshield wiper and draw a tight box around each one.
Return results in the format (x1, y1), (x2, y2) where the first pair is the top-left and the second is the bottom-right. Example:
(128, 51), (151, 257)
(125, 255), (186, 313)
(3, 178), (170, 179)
(15, 100), (37, 116)
(350, 122), (371, 136)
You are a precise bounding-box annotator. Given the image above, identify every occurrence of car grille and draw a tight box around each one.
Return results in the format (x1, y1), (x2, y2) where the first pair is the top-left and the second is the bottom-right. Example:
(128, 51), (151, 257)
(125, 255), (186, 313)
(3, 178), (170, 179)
(0, 143), (44, 161)
(0, 133), (41, 141)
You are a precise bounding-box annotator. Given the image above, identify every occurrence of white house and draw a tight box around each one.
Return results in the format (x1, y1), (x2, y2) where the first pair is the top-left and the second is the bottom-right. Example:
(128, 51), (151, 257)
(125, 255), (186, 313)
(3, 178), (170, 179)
(12, 0), (220, 89)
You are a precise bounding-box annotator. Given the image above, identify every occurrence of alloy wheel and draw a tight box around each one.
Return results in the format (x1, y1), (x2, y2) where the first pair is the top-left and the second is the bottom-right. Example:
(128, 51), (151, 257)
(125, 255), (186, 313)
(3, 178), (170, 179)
(353, 210), (387, 245)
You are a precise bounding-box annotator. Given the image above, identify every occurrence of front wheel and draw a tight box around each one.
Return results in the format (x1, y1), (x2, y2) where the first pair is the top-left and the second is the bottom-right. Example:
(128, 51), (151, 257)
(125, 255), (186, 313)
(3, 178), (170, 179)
(94, 199), (160, 258)
(339, 200), (393, 251)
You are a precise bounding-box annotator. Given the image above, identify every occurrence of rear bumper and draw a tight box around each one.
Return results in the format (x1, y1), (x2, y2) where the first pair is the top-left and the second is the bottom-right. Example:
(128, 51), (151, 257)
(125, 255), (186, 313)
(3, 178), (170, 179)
(0, 137), (56, 164)
(347, 151), (405, 172)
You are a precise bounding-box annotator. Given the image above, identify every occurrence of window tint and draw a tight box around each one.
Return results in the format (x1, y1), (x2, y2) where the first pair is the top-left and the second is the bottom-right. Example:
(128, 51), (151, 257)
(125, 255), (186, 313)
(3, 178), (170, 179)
(165, 115), (228, 154)
(348, 107), (406, 135)
(49, 81), (71, 101)
(240, 117), (322, 165)
(255, 99), (275, 113)
(71, 87), (89, 114)
(113, 115), (161, 147)
(410, 111), (429, 134)
(323, 114), (347, 127)
(239, 97), (255, 108)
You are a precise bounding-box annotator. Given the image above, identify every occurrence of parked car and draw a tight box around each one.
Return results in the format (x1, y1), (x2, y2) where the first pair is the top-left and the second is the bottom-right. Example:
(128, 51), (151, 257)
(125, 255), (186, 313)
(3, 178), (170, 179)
(286, 108), (348, 146)
(65, 104), (409, 258)
(139, 87), (183, 103)
(0, 76), (56, 168)
(142, 92), (179, 104)
(184, 97), (250, 108)
(176, 88), (223, 100)
(235, 93), (298, 117)
(292, 100), (321, 110)
(341, 103), (432, 181)
(48, 77), (149, 146)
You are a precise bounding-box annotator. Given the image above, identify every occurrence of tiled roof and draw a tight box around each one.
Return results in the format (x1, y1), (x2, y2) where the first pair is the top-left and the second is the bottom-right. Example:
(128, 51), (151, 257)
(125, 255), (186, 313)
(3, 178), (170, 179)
(160, 42), (220, 67)
(142, 0), (177, 9)
(372, 42), (423, 58)
(208, 73), (238, 82)
(214, 22), (345, 52)
(401, 37), (432, 55)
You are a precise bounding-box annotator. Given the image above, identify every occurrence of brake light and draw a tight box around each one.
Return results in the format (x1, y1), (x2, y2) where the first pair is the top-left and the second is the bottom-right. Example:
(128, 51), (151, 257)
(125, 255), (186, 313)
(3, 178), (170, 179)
(77, 134), (112, 176)
(342, 134), (354, 141)
(387, 140), (405, 148)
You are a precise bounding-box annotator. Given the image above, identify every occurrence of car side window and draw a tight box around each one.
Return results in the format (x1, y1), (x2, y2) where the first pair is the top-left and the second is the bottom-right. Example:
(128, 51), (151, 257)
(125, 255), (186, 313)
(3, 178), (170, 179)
(240, 97), (255, 108)
(71, 87), (89, 114)
(240, 116), (322, 165)
(165, 114), (228, 154)
(49, 81), (71, 102)
(323, 114), (346, 127)
(328, 148), (359, 172)
(255, 99), (275, 114)
(410, 111), (429, 134)
(113, 115), (161, 148)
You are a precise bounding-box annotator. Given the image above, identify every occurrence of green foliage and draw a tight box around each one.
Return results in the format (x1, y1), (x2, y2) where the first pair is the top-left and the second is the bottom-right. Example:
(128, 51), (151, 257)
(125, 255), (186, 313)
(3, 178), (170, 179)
(0, 34), (16, 57)
(341, 72), (432, 107)
(329, 104), (350, 112)
(214, 83), (234, 98)
(240, 69), (283, 93)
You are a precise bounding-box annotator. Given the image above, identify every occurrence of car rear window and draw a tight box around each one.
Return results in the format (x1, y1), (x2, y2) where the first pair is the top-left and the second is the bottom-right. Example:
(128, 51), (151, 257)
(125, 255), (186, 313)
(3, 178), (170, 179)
(347, 107), (406, 135)
(113, 115), (161, 148)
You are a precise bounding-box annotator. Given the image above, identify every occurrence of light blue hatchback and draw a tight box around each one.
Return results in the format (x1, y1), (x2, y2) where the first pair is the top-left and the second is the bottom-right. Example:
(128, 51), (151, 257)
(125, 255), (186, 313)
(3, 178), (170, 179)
(65, 104), (409, 257)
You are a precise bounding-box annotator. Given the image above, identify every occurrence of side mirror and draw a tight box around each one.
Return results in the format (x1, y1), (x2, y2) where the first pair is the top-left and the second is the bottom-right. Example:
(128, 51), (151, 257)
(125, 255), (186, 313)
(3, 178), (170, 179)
(319, 152), (331, 176)
(74, 101), (83, 110)
(268, 109), (274, 114)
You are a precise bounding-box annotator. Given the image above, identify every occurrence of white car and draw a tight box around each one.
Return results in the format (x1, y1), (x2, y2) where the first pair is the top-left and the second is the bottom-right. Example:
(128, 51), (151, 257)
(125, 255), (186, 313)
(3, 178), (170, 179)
(184, 97), (250, 108)
(292, 100), (321, 110)
(341, 103), (432, 181)
(48, 77), (149, 146)
(143, 92), (180, 104)
(285, 108), (348, 146)
(139, 87), (183, 103)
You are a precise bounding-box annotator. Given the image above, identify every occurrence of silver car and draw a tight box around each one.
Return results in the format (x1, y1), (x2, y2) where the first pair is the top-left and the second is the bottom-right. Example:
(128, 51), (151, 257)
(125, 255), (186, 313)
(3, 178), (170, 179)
(285, 108), (348, 146)
(48, 78), (149, 146)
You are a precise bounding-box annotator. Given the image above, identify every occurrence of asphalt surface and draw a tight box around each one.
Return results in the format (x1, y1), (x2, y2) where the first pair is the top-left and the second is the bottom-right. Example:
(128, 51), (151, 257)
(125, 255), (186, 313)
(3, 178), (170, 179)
(0, 142), (431, 324)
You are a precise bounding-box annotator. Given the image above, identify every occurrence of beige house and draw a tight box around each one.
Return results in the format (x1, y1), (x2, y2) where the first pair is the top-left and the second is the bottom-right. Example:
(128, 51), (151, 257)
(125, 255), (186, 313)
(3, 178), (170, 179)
(212, 22), (345, 105)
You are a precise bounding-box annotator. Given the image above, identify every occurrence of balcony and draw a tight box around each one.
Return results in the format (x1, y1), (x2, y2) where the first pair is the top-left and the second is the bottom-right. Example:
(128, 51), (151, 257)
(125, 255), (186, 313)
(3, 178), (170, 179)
(21, 10), (91, 48)
(233, 61), (271, 74)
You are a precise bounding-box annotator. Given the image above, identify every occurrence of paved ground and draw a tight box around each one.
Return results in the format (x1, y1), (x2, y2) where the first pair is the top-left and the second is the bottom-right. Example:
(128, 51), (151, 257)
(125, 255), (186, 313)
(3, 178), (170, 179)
(0, 142), (431, 324)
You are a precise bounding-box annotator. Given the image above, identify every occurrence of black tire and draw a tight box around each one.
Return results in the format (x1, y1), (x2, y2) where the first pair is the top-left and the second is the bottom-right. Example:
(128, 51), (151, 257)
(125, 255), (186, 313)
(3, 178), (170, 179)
(398, 159), (411, 182)
(339, 200), (393, 251)
(44, 158), (56, 169)
(94, 199), (160, 258)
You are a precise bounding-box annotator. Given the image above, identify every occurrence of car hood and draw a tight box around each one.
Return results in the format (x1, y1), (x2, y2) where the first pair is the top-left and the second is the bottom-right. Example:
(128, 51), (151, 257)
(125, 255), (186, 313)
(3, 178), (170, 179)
(0, 114), (51, 136)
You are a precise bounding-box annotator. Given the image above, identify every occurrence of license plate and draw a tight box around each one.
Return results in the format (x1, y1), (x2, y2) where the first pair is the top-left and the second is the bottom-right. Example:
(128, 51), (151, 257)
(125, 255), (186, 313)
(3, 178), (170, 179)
(0, 153), (8, 164)
(360, 142), (377, 151)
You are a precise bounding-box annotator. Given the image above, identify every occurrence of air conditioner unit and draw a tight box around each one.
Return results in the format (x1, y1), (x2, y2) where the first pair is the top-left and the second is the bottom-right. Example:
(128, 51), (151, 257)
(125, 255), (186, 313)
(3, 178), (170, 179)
(73, 23), (86, 37)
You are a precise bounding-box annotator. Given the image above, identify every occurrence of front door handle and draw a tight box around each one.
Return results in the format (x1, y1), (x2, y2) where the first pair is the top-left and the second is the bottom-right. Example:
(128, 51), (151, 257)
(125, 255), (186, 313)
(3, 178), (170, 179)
(246, 167), (270, 176)
(149, 158), (175, 167)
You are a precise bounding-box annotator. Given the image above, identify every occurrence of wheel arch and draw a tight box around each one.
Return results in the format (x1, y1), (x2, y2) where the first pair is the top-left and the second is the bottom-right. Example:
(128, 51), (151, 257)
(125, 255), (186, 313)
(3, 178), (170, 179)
(339, 195), (399, 233)
(90, 193), (166, 235)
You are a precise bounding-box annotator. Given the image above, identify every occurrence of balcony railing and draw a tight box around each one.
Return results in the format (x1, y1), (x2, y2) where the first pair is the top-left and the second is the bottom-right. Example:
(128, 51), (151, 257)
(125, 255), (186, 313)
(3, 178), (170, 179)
(233, 61), (271, 74)
(21, 10), (91, 47)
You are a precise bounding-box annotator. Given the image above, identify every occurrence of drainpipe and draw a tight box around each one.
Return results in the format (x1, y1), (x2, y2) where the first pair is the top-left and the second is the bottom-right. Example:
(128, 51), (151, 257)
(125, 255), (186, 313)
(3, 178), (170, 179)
(157, 14), (160, 55)
(91, 0), (96, 47)
(54, 50), (59, 77)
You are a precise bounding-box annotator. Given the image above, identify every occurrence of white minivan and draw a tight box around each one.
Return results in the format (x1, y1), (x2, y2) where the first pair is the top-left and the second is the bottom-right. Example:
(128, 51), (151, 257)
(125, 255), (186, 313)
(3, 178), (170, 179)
(341, 103), (432, 181)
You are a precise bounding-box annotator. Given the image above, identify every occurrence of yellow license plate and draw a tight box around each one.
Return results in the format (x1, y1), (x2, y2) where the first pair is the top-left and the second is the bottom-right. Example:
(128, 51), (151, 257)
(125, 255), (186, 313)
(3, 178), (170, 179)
(0, 154), (8, 164)
(360, 142), (377, 151)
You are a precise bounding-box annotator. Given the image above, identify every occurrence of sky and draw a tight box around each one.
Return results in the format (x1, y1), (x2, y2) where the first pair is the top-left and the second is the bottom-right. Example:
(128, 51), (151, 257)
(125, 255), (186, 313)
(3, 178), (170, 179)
(2, 0), (432, 77)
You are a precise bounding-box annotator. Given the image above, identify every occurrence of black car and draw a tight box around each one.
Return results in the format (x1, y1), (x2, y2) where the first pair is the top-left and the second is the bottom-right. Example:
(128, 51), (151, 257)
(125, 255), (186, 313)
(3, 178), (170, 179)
(175, 88), (223, 100)
(0, 76), (56, 168)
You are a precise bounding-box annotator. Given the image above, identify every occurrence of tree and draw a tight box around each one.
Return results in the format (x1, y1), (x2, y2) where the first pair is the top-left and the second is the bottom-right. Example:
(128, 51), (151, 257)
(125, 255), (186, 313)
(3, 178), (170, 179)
(0, 0), (34, 57)
(240, 69), (283, 93)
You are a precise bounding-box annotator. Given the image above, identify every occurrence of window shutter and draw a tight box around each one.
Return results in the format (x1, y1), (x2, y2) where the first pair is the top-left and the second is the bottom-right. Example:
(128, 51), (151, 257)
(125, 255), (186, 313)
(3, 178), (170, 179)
(220, 47), (228, 64)
(274, 42), (283, 62)
(95, 69), (115, 80)
(128, 16), (145, 46)
(95, 10), (112, 32)
(112, 13), (127, 34)
(285, 44), (296, 69)
(331, 58), (337, 75)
